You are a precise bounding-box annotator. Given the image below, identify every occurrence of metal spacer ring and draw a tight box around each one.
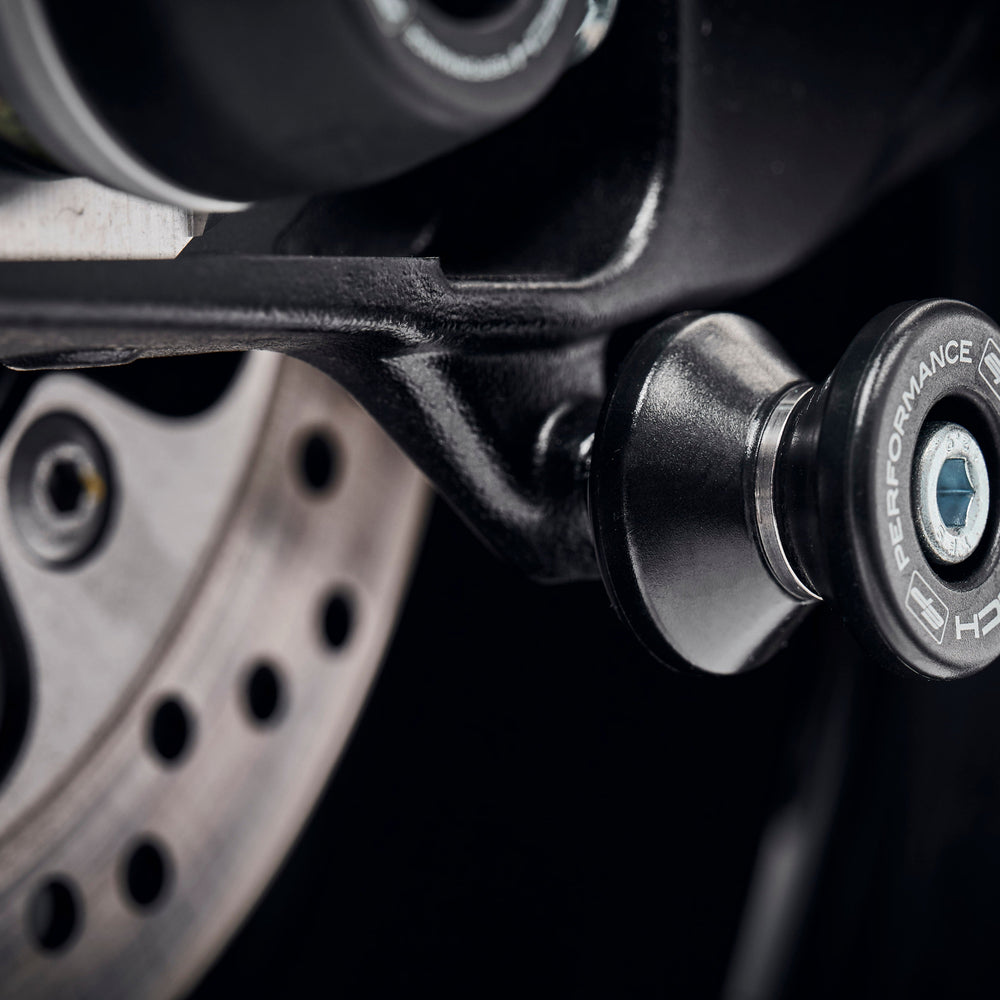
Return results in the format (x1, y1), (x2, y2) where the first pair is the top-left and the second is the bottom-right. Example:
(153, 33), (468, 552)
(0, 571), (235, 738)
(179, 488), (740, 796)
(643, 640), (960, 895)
(753, 382), (821, 603)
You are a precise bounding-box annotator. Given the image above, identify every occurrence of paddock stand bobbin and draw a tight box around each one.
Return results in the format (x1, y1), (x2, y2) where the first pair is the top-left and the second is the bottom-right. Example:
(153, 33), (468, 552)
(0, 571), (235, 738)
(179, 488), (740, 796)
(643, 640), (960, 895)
(590, 299), (1000, 679)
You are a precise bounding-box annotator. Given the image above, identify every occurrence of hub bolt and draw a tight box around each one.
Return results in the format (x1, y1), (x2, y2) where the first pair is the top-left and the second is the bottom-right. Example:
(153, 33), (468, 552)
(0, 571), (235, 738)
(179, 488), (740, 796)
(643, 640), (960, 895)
(913, 420), (990, 566)
(8, 413), (112, 566)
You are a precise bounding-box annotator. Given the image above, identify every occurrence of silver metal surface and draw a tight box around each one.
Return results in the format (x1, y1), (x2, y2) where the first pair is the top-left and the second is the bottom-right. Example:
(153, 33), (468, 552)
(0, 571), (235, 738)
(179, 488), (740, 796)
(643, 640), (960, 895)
(0, 355), (429, 996)
(0, 0), (246, 213)
(753, 383), (821, 603)
(0, 176), (202, 260)
(913, 420), (990, 565)
(0, 355), (282, 829)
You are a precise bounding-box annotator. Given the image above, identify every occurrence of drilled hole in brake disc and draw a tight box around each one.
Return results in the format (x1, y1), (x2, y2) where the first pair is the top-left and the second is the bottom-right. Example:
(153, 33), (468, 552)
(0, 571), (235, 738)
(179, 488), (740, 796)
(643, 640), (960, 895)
(27, 878), (80, 952)
(122, 838), (171, 910)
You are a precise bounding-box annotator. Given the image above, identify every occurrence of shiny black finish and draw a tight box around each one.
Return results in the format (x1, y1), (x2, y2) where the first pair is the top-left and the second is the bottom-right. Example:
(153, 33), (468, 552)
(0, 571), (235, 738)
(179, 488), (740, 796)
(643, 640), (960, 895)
(589, 312), (808, 673)
(784, 300), (1000, 679)
(592, 298), (1000, 679)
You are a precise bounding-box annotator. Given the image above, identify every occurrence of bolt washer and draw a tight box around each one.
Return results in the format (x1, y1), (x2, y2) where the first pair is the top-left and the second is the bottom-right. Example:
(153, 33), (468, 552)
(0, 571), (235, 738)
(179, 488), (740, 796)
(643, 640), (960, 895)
(913, 420), (990, 566)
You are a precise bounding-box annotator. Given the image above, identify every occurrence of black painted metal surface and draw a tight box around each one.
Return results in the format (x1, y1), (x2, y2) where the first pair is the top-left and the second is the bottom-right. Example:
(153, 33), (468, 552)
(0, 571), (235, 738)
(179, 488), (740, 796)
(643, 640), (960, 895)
(590, 312), (809, 672)
(786, 300), (1000, 679)
(0, 0), (994, 583)
(590, 298), (1000, 679)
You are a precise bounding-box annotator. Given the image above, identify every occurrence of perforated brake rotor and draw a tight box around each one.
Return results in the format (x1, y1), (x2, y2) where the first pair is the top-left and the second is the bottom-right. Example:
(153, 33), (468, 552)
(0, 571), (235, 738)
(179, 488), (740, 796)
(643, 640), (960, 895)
(0, 350), (428, 997)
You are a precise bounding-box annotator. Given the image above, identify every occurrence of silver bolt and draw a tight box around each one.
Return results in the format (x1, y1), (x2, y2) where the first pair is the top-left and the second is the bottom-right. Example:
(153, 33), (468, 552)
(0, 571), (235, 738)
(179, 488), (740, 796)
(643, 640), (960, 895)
(9, 414), (112, 566)
(913, 420), (990, 565)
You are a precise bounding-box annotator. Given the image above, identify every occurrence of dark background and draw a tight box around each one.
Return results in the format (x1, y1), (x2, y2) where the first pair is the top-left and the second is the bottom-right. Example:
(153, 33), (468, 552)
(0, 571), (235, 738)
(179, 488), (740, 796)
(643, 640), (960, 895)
(193, 124), (1000, 999)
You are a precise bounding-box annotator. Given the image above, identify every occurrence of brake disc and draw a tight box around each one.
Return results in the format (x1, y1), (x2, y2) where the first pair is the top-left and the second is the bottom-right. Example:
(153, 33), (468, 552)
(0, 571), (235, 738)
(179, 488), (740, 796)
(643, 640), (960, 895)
(0, 349), (428, 997)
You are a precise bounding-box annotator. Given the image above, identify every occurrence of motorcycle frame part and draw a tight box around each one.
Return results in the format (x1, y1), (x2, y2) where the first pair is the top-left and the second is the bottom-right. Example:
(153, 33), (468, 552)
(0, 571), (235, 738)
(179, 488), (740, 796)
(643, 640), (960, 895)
(0, 0), (993, 585)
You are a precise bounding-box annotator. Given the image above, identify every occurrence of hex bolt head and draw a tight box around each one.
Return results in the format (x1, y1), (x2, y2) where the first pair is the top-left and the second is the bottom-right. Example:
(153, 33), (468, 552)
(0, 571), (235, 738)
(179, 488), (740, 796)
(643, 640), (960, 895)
(913, 420), (990, 566)
(8, 413), (113, 566)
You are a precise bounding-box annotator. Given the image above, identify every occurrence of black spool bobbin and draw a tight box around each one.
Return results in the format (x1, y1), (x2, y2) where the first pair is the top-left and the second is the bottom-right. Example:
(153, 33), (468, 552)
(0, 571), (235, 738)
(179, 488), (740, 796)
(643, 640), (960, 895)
(590, 299), (1000, 680)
